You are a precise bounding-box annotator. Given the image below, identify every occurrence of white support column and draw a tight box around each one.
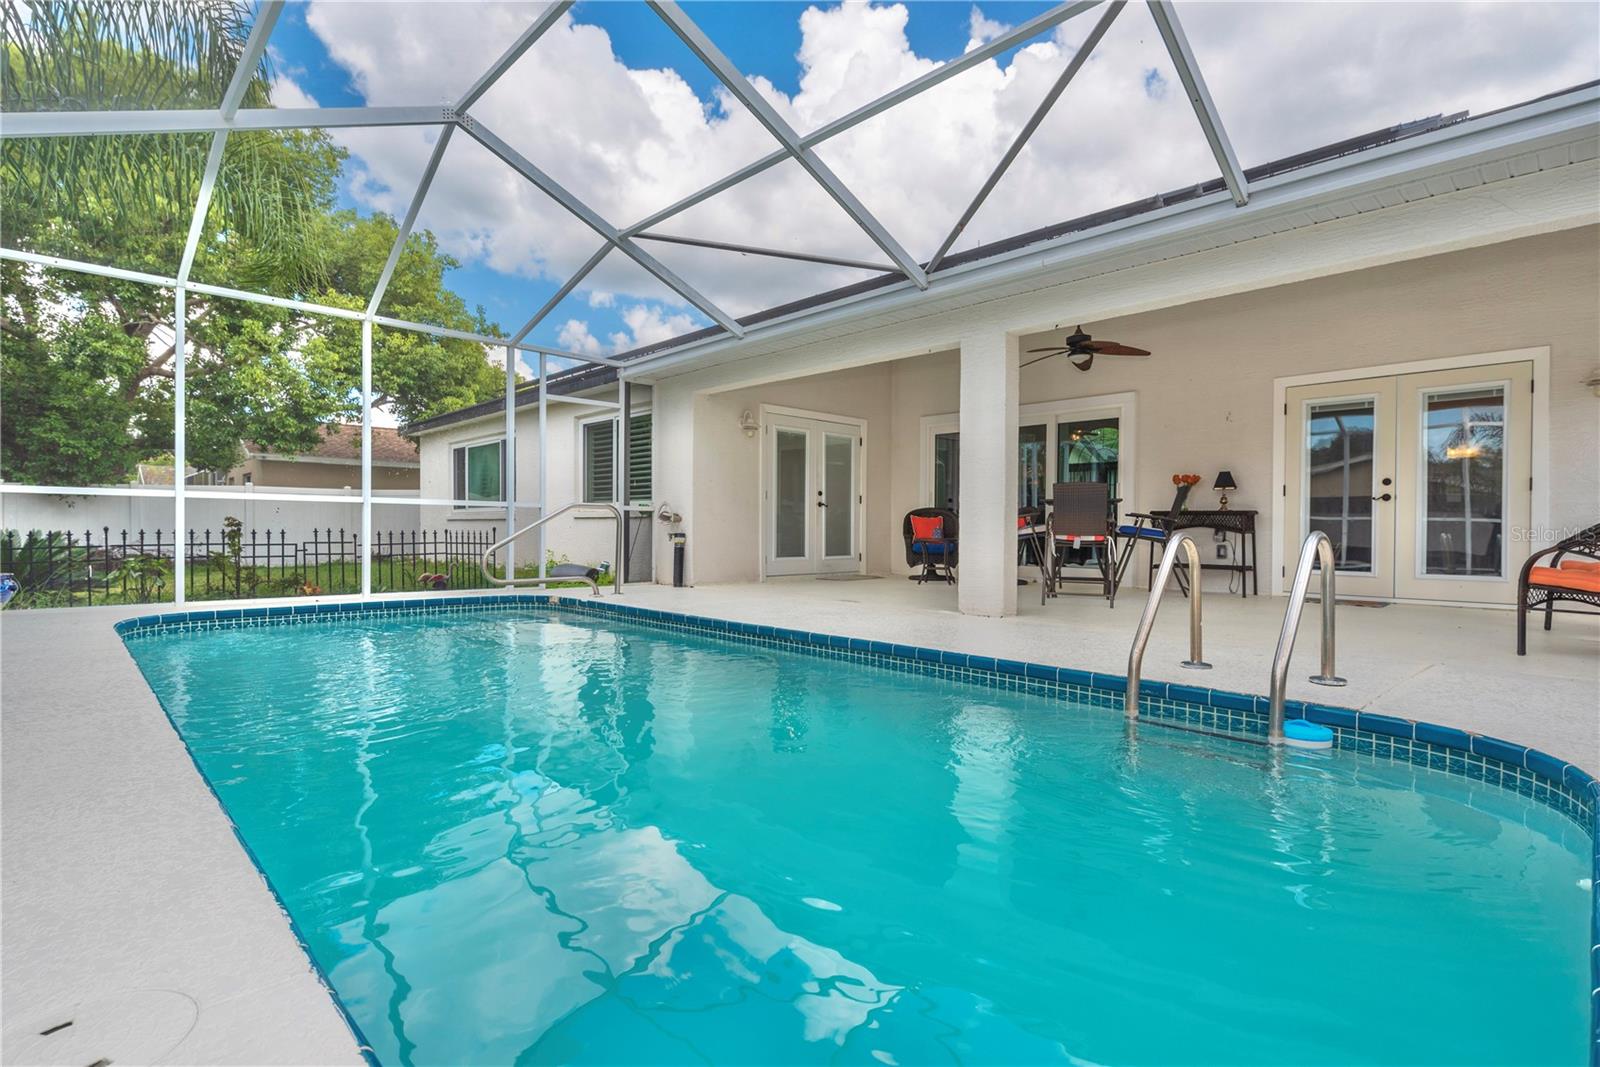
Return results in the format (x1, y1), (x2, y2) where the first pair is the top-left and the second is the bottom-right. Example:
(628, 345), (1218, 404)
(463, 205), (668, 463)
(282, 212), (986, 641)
(173, 288), (186, 605)
(360, 319), (373, 597)
(618, 376), (630, 585)
(957, 329), (1020, 617)
(503, 344), (517, 577)
(538, 354), (548, 580)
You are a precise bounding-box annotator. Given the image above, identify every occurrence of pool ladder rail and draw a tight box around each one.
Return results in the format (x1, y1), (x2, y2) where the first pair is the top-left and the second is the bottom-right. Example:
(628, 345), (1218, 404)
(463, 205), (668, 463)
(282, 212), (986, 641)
(1125, 530), (1345, 745)
(479, 502), (626, 596)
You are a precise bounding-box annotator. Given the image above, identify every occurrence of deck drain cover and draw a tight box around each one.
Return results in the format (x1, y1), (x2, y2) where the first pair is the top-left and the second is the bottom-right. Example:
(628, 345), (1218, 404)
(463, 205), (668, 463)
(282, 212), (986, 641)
(4, 990), (197, 1066)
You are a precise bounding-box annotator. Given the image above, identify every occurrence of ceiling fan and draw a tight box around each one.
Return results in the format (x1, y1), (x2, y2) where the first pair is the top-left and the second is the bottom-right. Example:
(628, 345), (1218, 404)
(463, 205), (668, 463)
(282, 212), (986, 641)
(1023, 325), (1150, 372)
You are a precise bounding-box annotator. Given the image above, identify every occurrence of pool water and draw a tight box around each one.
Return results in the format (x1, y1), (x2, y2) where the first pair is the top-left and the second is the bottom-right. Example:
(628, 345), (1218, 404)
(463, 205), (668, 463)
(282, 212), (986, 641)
(125, 609), (1590, 1066)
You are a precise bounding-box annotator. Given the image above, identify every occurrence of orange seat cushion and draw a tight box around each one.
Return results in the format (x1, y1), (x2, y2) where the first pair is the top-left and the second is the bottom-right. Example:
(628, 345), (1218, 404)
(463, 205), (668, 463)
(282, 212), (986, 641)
(1528, 566), (1600, 593)
(1558, 558), (1600, 573)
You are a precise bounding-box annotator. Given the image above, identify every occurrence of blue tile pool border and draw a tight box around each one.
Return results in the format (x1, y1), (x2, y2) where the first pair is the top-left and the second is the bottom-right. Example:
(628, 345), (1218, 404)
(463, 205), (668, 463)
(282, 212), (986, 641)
(116, 593), (1600, 1062)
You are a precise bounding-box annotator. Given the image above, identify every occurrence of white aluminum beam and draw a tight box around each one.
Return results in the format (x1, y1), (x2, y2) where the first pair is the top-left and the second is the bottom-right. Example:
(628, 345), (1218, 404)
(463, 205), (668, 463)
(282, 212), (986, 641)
(620, 0), (1102, 237)
(173, 287), (187, 604)
(538, 353), (548, 580)
(1147, 1), (1248, 206)
(221, 1), (285, 118)
(0, 105), (453, 139)
(366, 125), (455, 316)
(456, 1), (573, 112)
(636, 231), (895, 273)
(503, 343), (517, 576)
(927, 1), (1124, 272)
(511, 243), (609, 343)
(650, 1), (927, 289)
(461, 120), (746, 337)
(177, 133), (228, 283)
(0, 247), (176, 286)
(360, 318), (373, 597)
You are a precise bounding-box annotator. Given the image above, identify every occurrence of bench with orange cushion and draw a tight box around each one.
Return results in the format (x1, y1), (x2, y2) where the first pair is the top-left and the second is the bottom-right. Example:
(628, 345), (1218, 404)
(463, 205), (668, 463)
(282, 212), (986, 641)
(1516, 521), (1600, 654)
(1526, 566), (1600, 593)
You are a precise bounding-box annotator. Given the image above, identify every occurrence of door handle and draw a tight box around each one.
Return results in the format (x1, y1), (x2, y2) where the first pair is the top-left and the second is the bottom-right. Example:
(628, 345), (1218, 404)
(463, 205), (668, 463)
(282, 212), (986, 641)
(1372, 493), (1393, 502)
(816, 500), (828, 508)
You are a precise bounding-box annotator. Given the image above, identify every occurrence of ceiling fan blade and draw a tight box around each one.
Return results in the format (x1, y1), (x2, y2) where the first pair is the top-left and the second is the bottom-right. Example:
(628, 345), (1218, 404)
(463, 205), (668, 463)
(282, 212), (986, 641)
(1084, 342), (1151, 356)
(1026, 347), (1070, 354)
(1021, 352), (1062, 369)
(1072, 353), (1095, 372)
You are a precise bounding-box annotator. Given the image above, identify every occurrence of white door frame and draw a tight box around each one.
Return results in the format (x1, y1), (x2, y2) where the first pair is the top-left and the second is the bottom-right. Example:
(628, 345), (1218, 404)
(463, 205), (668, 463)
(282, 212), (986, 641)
(1271, 346), (1549, 603)
(758, 404), (867, 580)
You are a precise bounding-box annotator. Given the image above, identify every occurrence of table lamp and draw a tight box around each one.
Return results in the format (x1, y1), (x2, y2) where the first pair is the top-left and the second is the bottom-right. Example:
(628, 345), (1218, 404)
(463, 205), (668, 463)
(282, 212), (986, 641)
(1213, 470), (1237, 510)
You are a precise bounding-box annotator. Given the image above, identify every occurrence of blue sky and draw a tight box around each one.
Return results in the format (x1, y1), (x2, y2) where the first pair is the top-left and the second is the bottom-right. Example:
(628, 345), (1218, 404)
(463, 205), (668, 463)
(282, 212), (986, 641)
(266, 1), (1600, 358)
(270, 1), (1062, 351)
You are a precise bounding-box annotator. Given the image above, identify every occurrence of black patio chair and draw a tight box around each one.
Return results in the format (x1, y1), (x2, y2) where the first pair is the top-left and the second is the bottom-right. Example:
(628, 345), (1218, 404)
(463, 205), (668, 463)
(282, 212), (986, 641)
(903, 508), (958, 585)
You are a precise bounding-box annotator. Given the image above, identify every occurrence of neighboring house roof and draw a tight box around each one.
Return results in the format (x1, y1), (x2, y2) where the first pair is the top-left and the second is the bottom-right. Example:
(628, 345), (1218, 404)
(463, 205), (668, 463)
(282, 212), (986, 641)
(244, 424), (420, 466)
(406, 80), (1597, 437)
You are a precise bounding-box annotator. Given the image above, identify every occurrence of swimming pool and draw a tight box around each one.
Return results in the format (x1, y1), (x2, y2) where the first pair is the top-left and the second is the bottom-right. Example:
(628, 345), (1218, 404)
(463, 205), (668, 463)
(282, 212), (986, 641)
(122, 599), (1594, 1066)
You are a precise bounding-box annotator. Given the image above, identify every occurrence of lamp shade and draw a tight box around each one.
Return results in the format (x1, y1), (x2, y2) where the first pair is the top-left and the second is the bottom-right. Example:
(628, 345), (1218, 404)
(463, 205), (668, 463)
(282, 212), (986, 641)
(1212, 470), (1237, 491)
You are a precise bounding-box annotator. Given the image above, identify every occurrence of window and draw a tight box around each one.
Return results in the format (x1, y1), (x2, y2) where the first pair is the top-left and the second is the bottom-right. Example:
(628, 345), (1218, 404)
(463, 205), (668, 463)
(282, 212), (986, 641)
(582, 413), (652, 504)
(451, 439), (505, 506)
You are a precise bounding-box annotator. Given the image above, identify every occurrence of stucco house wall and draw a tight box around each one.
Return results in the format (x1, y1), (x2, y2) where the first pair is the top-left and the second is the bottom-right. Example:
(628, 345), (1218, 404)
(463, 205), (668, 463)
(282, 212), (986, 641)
(413, 394), (651, 575)
(654, 224), (1598, 594)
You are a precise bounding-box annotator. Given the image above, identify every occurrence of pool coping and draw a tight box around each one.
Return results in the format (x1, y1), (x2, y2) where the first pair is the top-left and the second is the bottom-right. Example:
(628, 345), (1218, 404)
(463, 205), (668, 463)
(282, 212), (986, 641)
(115, 593), (1600, 1064)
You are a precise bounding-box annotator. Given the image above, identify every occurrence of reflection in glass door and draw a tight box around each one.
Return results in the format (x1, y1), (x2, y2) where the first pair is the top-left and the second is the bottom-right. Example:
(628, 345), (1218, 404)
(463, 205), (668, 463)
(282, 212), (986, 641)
(1393, 364), (1530, 603)
(1419, 386), (1506, 576)
(1305, 398), (1376, 572)
(764, 414), (862, 577)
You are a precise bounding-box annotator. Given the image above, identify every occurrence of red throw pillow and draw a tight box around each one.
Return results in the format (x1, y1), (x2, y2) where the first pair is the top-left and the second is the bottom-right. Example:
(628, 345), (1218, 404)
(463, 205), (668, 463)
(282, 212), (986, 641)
(910, 515), (944, 541)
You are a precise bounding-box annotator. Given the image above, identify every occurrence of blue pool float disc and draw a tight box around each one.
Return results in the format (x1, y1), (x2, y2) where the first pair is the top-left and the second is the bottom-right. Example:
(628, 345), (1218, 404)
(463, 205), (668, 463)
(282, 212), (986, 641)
(1284, 718), (1334, 749)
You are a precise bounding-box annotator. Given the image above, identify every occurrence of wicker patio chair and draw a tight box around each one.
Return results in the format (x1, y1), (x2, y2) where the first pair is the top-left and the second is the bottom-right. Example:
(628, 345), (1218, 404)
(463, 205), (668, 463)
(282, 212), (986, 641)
(1047, 482), (1115, 607)
(1516, 521), (1600, 654)
(903, 507), (958, 585)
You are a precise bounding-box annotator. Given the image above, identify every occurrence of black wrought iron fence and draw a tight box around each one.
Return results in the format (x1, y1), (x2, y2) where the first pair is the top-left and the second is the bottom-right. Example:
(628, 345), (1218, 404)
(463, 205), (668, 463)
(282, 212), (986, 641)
(0, 526), (500, 609)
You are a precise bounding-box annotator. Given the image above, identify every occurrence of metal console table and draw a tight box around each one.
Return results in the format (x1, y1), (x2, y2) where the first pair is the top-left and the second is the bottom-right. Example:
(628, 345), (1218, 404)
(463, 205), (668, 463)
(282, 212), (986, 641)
(1117, 508), (1259, 598)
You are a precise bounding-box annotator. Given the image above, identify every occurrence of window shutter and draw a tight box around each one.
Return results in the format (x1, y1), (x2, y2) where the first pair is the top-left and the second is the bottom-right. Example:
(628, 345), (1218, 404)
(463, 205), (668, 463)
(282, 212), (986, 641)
(627, 413), (651, 504)
(584, 421), (614, 503)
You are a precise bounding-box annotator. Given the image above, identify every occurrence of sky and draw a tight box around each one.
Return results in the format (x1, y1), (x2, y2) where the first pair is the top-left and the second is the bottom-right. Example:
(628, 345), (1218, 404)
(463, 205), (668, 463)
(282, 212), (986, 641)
(261, 0), (1600, 358)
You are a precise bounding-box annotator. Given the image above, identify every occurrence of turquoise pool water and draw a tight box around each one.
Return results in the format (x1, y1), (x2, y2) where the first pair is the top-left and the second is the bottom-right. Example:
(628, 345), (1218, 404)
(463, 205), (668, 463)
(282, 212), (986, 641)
(125, 608), (1590, 1066)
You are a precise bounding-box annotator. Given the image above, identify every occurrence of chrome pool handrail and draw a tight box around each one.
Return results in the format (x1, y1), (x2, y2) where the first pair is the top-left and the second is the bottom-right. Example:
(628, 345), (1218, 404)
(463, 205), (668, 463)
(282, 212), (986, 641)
(480, 501), (626, 596)
(1268, 531), (1347, 743)
(1125, 531), (1210, 719)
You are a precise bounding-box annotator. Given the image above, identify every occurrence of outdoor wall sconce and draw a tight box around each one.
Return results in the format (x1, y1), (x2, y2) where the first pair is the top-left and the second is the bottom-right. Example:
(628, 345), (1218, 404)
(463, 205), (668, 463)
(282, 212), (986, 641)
(738, 410), (759, 438)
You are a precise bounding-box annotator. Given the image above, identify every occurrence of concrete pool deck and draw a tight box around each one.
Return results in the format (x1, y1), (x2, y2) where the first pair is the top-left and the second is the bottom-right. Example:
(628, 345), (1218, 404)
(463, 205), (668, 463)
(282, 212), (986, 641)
(0, 603), (366, 1066)
(1, 585), (1594, 1063)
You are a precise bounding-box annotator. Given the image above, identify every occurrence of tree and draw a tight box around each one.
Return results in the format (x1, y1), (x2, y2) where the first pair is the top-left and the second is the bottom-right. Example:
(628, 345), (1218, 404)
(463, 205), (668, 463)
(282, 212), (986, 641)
(1, 1), (506, 486)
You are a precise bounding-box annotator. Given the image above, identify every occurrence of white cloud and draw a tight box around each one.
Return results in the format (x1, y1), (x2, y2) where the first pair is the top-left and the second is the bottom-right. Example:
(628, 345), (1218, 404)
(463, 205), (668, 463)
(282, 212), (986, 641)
(615, 304), (702, 350)
(556, 318), (605, 356)
(966, 6), (1011, 52)
(300, 1), (1600, 329)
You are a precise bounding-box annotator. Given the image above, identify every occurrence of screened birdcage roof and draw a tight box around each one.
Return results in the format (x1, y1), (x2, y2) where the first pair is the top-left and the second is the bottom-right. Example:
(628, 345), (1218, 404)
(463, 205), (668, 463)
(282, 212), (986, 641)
(4, 0), (1598, 382)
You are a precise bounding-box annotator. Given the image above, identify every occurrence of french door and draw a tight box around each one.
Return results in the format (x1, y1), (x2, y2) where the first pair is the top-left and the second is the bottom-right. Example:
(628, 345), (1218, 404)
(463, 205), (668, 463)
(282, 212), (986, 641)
(764, 414), (862, 576)
(1284, 361), (1532, 604)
